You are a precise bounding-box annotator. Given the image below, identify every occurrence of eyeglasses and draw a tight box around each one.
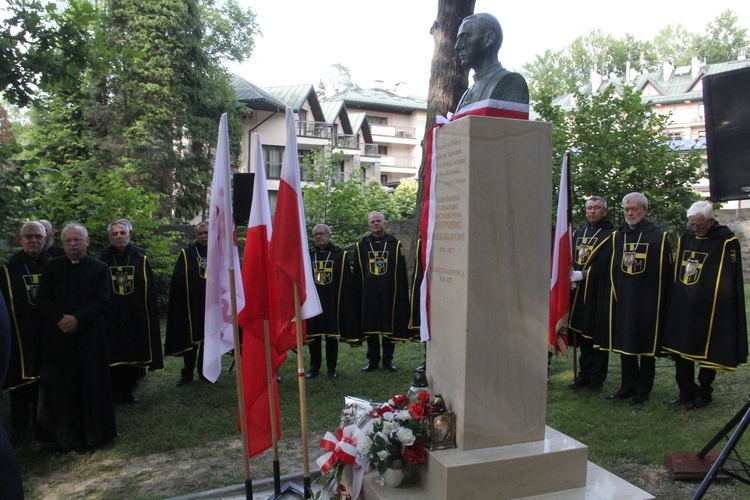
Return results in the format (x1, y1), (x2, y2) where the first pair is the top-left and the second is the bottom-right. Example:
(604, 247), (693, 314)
(62, 237), (87, 245)
(586, 206), (604, 211)
(312, 232), (328, 237)
(687, 221), (711, 230)
(21, 234), (44, 240)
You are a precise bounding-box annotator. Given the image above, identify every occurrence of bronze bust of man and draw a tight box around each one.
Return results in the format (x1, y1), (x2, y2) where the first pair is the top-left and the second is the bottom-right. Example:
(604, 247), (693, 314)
(454, 13), (529, 112)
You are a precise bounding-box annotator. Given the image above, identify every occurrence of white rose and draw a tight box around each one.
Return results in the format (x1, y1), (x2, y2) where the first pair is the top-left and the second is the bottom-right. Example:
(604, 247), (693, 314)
(397, 410), (411, 421)
(358, 436), (373, 454)
(382, 421), (398, 436)
(396, 427), (416, 446)
(383, 411), (396, 422)
(377, 449), (390, 461)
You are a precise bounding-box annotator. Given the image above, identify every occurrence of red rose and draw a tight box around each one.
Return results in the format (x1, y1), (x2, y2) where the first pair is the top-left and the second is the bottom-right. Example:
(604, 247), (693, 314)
(409, 402), (426, 419)
(418, 391), (431, 405)
(402, 441), (427, 465)
(392, 394), (409, 407)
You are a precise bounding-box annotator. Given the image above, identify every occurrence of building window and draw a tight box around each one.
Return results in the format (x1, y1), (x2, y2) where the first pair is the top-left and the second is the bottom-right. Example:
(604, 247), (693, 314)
(367, 115), (388, 126)
(299, 149), (315, 181)
(380, 174), (388, 185)
(377, 145), (388, 155)
(263, 146), (283, 179)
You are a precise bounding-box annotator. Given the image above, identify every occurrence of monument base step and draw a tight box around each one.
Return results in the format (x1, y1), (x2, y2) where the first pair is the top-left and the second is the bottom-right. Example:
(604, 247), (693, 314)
(362, 427), (653, 499)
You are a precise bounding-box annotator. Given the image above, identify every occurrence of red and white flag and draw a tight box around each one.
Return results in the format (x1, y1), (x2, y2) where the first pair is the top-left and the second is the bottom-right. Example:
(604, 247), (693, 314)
(203, 113), (245, 383)
(238, 133), (284, 457)
(269, 107), (321, 341)
(549, 154), (572, 355)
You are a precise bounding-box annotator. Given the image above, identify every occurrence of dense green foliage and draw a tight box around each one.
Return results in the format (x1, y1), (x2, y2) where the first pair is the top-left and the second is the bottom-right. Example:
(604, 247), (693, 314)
(302, 147), (418, 250)
(537, 84), (703, 239)
(522, 9), (749, 102)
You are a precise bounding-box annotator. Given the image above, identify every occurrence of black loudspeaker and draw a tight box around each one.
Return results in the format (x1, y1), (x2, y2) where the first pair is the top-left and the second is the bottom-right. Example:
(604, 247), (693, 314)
(232, 173), (254, 226)
(703, 66), (750, 201)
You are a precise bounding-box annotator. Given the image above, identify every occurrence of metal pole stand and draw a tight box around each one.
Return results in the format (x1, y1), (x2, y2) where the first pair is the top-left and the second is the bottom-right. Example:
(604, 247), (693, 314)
(692, 396), (750, 499)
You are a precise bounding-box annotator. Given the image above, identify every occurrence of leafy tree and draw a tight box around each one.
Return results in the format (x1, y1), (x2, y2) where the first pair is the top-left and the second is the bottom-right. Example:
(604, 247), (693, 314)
(653, 24), (699, 66)
(539, 85), (702, 240)
(390, 179), (418, 219)
(521, 10), (748, 102)
(695, 10), (749, 63)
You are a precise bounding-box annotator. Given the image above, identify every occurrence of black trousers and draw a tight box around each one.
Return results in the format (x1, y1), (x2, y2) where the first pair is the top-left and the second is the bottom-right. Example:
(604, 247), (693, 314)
(366, 334), (395, 366)
(9, 382), (38, 435)
(573, 333), (609, 386)
(619, 354), (655, 397)
(674, 356), (716, 399)
(181, 343), (205, 381)
(308, 336), (338, 372)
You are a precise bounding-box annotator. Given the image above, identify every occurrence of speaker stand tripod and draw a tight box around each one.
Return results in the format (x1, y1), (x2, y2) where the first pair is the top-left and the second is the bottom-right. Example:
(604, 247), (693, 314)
(692, 396), (750, 499)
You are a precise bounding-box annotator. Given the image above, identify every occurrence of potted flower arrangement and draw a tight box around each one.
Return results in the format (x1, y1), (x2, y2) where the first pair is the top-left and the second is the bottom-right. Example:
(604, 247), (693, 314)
(314, 391), (433, 498)
(358, 391), (432, 475)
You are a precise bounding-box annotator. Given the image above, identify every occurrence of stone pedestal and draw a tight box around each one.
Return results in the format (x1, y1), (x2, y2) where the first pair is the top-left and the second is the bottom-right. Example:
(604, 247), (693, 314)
(361, 116), (652, 499)
(425, 116), (551, 449)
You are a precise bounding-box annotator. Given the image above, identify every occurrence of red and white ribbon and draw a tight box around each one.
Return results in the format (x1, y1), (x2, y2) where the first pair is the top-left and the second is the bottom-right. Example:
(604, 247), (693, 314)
(317, 427), (358, 473)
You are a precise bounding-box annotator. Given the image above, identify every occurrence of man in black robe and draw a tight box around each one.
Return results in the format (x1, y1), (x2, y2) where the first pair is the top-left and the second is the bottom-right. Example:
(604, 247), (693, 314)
(100, 219), (163, 404)
(165, 221), (209, 386)
(0, 221), (50, 442)
(0, 287), (24, 498)
(586, 192), (672, 405)
(662, 201), (748, 409)
(305, 224), (356, 379)
(36, 223), (116, 450)
(354, 211), (409, 372)
(567, 196), (615, 391)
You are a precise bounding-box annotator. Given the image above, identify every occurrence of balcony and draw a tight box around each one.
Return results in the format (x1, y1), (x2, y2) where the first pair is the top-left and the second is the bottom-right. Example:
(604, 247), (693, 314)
(335, 134), (359, 150)
(298, 121), (332, 139)
(370, 125), (417, 139)
(380, 155), (415, 169)
(361, 143), (380, 157)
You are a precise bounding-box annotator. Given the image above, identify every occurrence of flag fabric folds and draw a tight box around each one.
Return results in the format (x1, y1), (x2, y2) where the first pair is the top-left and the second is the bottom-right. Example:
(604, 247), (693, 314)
(238, 133), (284, 458)
(269, 107), (322, 342)
(203, 113), (246, 383)
(549, 154), (572, 356)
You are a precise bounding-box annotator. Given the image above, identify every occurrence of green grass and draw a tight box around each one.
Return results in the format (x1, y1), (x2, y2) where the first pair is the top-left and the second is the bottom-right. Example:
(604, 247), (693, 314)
(4, 298), (750, 498)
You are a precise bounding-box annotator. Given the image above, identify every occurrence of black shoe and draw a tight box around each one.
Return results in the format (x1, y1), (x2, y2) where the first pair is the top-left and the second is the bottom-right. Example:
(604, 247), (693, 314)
(361, 363), (378, 372)
(686, 396), (713, 410)
(176, 377), (192, 387)
(607, 390), (634, 401)
(328, 371), (338, 379)
(305, 368), (319, 379)
(276, 374), (282, 382)
(588, 382), (604, 391)
(384, 363), (398, 373)
(119, 393), (139, 404)
(416, 363), (426, 372)
(630, 394), (649, 406)
(669, 394), (692, 405)
(568, 379), (589, 389)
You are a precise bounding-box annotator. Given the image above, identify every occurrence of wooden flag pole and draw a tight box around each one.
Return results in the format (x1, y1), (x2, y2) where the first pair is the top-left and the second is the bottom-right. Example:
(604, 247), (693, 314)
(263, 318), (283, 497)
(229, 270), (253, 499)
(294, 283), (312, 498)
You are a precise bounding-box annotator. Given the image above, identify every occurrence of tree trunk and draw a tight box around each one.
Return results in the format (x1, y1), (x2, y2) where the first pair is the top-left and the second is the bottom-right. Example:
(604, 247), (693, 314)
(414, 0), (475, 244)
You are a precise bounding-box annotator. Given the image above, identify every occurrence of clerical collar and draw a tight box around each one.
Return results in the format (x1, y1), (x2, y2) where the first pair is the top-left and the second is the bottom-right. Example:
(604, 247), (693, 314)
(70, 260), (80, 264)
(473, 61), (504, 82)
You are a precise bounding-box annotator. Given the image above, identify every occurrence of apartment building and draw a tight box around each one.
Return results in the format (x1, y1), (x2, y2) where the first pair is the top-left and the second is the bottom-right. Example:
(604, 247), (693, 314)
(231, 75), (427, 209)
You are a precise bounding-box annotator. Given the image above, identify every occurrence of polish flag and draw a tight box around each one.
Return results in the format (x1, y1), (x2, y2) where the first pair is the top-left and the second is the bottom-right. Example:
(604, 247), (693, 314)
(549, 154), (572, 355)
(203, 113), (245, 383)
(238, 133), (284, 457)
(269, 107), (322, 343)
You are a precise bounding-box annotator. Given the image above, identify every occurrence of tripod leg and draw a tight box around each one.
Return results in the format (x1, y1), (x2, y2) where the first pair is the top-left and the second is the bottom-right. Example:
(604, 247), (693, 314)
(693, 401), (750, 499)
(697, 398), (750, 459)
